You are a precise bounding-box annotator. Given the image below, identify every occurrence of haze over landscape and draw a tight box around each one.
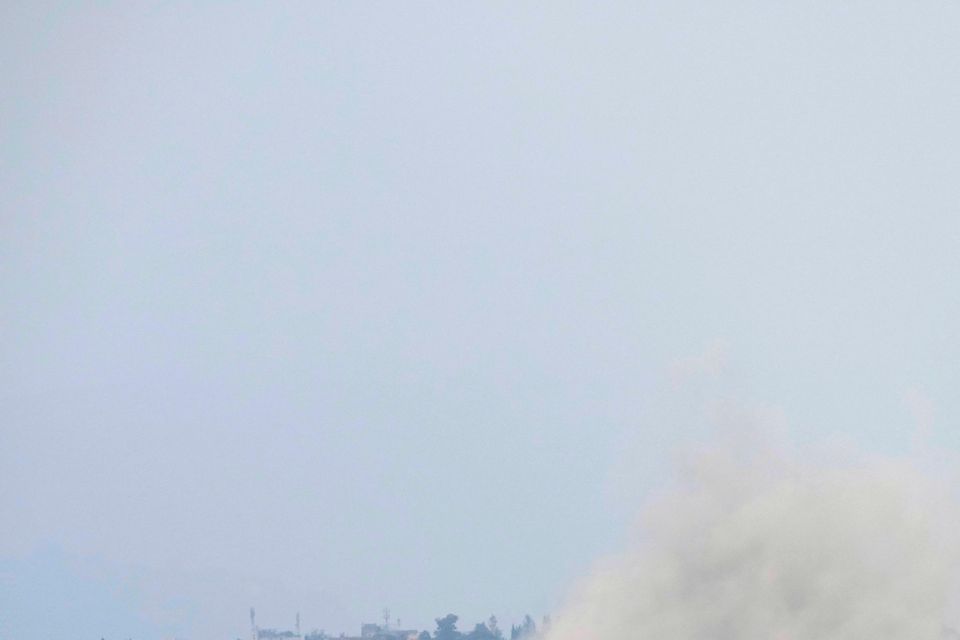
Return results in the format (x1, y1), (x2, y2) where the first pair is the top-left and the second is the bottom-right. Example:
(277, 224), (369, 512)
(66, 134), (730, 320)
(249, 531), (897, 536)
(4, 3), (960, 639)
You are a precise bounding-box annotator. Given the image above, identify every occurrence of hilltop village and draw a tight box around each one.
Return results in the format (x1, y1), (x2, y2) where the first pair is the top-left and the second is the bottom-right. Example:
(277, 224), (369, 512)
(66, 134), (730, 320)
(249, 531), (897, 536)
(249, 610), (549, 640)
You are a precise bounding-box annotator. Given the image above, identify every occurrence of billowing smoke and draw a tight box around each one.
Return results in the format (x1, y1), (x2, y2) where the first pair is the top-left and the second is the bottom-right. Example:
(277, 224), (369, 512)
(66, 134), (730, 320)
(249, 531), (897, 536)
(548, 441), (960, 640)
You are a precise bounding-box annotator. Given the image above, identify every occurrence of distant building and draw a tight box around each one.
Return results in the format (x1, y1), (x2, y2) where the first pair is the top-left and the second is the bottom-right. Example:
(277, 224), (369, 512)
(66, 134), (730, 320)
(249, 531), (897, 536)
(250, 608), (418, 640)
(360, 623), (418, 640)
(259, 631), (303, 640)
(251, 608), (303, 640)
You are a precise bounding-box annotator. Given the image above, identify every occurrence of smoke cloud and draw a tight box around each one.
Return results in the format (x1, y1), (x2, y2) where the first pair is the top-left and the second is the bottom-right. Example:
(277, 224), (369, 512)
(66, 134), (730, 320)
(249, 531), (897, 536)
(548, 439), (960, 640)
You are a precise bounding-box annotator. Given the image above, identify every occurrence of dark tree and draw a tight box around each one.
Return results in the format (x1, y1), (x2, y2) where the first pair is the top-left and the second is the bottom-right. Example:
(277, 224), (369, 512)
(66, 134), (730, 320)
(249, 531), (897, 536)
(434, 614), (461, 640)
(466, 623), (495, 640)
(511, 615), (536, 640)
(522, 615), (536, 637)
(487, 616), (502, 640)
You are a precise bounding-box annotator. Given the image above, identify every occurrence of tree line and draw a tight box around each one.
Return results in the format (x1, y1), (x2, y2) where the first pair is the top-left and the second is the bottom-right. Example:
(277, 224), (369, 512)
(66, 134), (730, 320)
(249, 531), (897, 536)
(305, 613), (549, 640)
(421, 613), (549, 640)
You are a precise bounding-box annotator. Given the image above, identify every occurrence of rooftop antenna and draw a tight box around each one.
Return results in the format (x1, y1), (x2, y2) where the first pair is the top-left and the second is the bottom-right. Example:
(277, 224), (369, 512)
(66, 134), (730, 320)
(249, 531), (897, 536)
(383, 608), (391, 630)
(297, 612), (301, 637)
(251, 608), (258, 640)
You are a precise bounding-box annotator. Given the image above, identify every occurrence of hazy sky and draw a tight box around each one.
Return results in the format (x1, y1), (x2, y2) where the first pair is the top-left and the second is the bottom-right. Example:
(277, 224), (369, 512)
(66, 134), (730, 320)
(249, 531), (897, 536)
(3, 3), (960, 639)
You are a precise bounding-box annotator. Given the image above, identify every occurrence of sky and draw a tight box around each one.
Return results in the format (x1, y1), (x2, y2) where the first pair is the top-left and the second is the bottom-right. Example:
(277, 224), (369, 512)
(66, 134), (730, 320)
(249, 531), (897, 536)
(3, 2), (960, 639)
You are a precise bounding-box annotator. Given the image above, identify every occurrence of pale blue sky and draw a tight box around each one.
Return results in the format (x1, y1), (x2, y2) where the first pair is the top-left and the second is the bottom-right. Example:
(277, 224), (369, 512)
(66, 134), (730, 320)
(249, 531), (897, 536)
(3, 3), (960, 639)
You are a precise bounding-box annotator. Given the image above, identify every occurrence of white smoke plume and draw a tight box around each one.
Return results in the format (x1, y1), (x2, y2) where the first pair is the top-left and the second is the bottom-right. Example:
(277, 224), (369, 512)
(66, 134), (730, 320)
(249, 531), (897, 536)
(548, 438), (960, 640)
